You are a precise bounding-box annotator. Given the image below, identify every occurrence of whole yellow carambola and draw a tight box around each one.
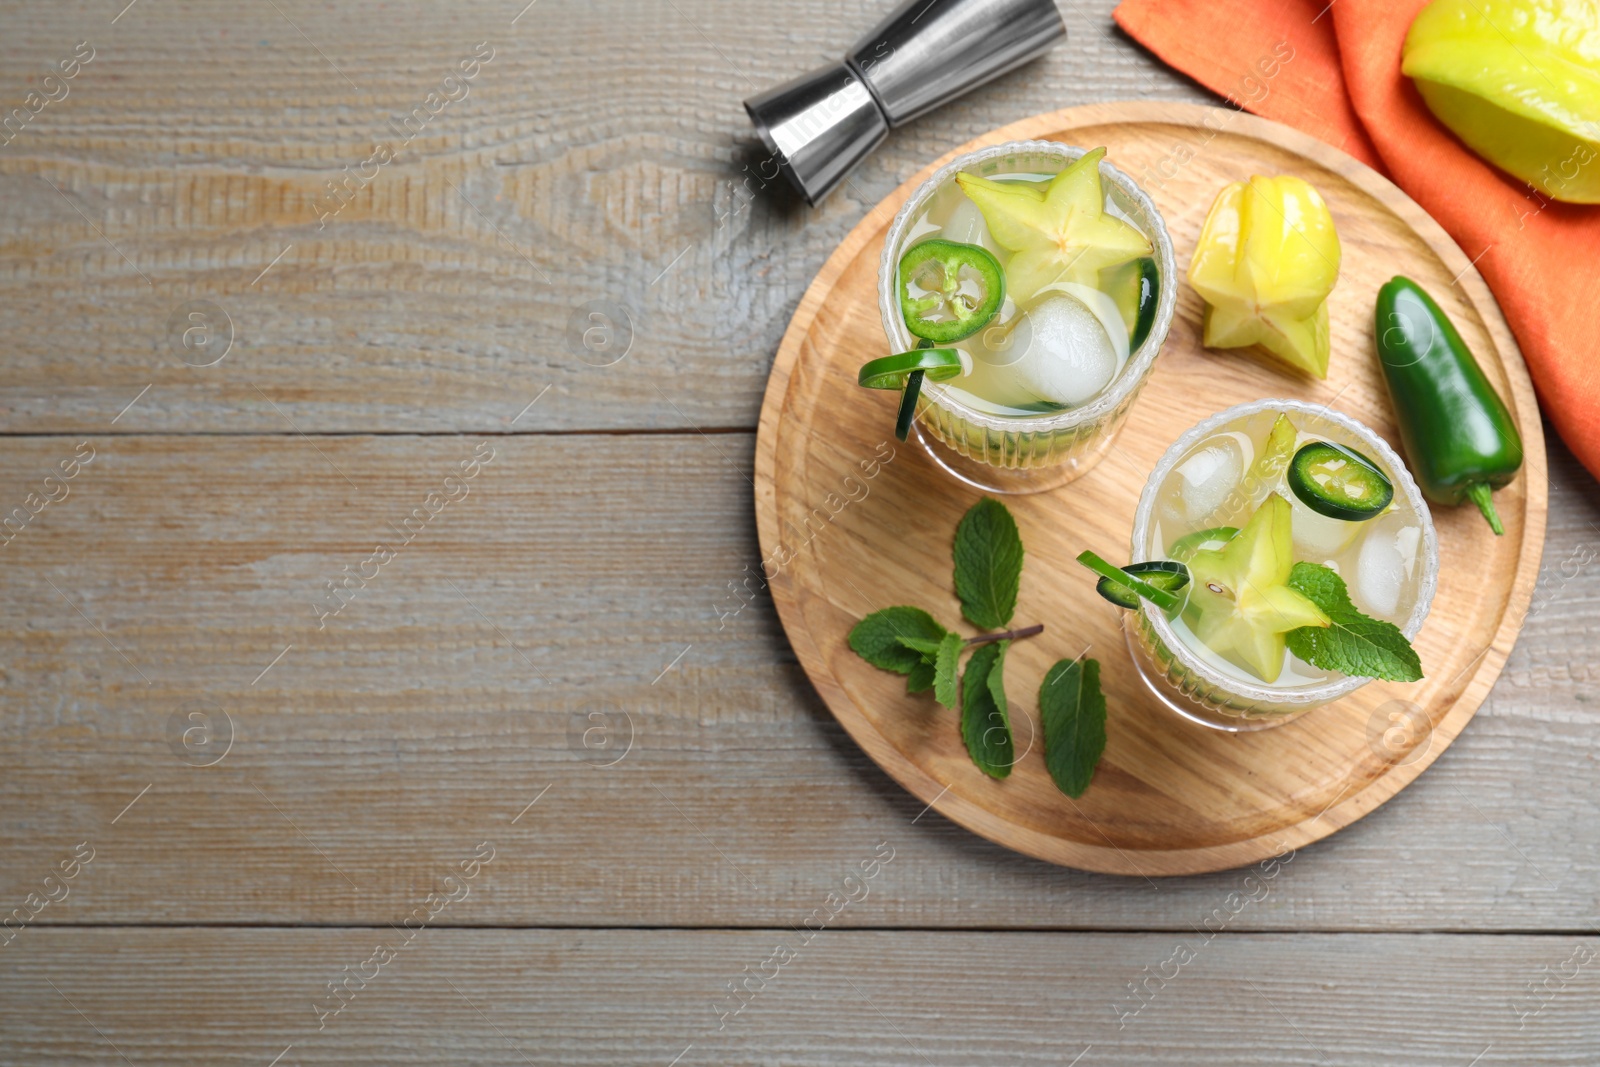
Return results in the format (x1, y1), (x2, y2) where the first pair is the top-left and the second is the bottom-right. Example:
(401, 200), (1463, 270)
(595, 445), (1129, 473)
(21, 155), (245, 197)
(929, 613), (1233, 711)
(1186, 175), (1341, 379)
(1404, 0), (1600, 203)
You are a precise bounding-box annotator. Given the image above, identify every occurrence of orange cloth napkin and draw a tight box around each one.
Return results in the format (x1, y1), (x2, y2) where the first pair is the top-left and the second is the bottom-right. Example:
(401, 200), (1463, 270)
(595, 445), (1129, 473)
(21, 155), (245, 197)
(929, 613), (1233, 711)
(1115, 0), (1600, 481)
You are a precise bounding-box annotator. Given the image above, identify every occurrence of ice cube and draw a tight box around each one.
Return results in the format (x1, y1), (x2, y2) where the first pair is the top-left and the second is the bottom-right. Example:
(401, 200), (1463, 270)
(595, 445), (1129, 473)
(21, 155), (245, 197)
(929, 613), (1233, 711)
(1290, 492), (1360, 560)
(943, 198), (1001, 257)
(1354, 533), (1404, 619)
(1396, 524), (1421, 573)
(1002, 294), (1119, 407)
(1351, 515), (1421, 621)
(1173, 438), (1244, 524)
(1033, 281), (1131, 373)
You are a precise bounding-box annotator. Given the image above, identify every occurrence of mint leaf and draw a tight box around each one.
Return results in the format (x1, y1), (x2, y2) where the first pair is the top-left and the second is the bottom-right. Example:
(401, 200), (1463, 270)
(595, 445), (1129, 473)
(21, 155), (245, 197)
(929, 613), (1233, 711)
(1285, 562), (1423, 682)
(850, 607), (948, 676)
(907, 658), (936, 693)
(986, 641), (1008, 717)
(893, 632), (965, 709)
(953, 498), (1023, 630)
(961, 640), (1013, 778)
(1039, 658), (1107, 798)
(895, 636), (942, 657)
(933, 631), (963, 710)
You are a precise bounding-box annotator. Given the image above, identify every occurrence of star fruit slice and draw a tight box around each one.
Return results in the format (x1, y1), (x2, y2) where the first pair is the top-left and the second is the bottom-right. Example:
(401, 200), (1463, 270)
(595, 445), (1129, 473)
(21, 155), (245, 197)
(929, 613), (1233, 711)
(1248, 412), (1299, 491)
(1187, 175), (1340, 378)
(955, 147), (1152, 304)
(1183, 492), (1330, 684)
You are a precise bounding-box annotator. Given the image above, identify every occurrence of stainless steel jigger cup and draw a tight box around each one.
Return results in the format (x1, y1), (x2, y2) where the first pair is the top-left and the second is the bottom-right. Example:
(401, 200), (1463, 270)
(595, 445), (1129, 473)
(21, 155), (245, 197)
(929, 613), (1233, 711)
(743, 0), (1067, 205)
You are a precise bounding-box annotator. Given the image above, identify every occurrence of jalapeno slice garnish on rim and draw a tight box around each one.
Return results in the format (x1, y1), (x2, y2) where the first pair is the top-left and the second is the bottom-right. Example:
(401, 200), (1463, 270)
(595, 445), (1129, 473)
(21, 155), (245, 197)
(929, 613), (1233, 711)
(894, 373), (922, 443)
(857, 348), (964, 390)
(1287, 441), (1395, 521)
(1093, 560), (1191, 610)
(858, 348), (964, 442)
(1076, 551), (1185, 613)
(898, 239), (1005, 343)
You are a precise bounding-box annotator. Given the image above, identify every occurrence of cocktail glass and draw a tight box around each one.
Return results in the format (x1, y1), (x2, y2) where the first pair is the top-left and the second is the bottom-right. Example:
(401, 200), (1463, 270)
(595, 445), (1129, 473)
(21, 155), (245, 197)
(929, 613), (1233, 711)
(1127, 398), (1440, 731)
(877, 139), (1178, 494)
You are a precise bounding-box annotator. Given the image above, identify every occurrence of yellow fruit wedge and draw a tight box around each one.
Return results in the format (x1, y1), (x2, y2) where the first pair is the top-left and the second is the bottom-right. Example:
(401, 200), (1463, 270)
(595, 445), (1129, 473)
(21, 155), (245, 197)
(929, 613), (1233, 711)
(1184, 493), (1330, 684)
(955, 147), (1152, 304)
(1248, 412), (1300, 490)
(1403, 0), (1600, 203)
(1187, 175), (1341, 378)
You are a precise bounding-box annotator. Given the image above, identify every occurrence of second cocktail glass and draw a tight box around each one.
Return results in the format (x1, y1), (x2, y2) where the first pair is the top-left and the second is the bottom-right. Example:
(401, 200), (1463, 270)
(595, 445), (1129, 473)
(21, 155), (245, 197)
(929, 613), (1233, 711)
(1126, 399), (1440, 731)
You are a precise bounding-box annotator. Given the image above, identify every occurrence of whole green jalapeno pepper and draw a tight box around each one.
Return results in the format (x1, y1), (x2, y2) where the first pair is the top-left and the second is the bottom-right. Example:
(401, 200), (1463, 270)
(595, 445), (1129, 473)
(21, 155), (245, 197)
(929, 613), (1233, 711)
(1374, 276), (1523, 535)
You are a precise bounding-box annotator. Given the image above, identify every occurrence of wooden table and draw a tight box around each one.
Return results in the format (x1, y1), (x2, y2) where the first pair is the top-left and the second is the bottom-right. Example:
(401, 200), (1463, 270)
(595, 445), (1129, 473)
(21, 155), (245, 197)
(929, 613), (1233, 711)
(1, 1), (1596, 1062)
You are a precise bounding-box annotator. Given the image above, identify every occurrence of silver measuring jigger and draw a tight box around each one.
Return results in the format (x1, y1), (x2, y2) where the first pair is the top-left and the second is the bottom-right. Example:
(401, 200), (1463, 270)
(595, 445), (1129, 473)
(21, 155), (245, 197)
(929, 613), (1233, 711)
(743, 0), (1066, 205)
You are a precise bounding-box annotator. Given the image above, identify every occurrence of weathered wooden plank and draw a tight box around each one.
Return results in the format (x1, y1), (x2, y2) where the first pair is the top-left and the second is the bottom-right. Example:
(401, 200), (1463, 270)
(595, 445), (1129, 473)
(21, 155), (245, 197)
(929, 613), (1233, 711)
(0, 0), (1208, 433)
(2, 929), (1597, 1065)
(0, 432), (1595, 929)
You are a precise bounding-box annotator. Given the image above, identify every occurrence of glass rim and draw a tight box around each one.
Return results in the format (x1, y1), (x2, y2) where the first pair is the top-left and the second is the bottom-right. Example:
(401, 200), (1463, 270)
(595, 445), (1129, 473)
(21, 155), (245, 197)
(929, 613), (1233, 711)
(1130, 398), (1442, 709)
(876, 139), (1179, 435)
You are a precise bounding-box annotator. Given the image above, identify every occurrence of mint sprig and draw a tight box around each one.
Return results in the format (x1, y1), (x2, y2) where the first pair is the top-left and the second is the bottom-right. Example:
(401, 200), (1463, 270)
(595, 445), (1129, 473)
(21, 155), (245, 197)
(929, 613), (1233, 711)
(954, 498), (1023, 630)
(1039, 658), (1106, 798)
(1285, 562), (1423, 682)
(961, 640), (1013, 779)
(846, 497), (1113, 795)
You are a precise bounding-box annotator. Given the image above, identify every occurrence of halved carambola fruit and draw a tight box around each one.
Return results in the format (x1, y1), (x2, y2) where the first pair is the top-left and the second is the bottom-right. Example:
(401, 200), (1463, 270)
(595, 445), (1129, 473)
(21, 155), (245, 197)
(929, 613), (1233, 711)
(1187, 176), (1340, 378)
(1184, 493), (1331, 683)
(1403, 0), (1600, 203)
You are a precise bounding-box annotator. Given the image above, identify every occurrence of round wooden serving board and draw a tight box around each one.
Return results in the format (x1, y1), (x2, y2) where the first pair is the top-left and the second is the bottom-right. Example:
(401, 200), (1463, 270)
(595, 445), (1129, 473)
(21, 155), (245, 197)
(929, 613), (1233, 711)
(754, 103), (1547, 876)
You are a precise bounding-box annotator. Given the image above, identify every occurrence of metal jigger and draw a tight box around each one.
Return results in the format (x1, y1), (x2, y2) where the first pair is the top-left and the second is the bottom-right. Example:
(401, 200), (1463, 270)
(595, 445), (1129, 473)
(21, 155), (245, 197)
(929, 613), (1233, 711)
(743, 0), (1067, 205)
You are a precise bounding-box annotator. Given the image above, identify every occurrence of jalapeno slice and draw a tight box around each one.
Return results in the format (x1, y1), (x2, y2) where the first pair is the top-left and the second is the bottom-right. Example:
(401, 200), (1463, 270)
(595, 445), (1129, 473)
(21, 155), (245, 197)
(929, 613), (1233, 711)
(1287, 441), (1394, 521)
(898, 239), (1005, 343)
(857, 348), (963, 390)
(1076, 551), (1187, 613)
(1128, 256), (1160, 353)
(858, 348), (965, 442)
(1093, 560), (1191, 610)
(894, 372), (922, 442)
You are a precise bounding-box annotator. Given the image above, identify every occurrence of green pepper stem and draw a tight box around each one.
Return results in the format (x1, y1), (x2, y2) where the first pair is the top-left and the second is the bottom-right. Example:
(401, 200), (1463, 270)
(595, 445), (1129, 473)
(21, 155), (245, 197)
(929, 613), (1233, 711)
(1465, 481), (1505, 536)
